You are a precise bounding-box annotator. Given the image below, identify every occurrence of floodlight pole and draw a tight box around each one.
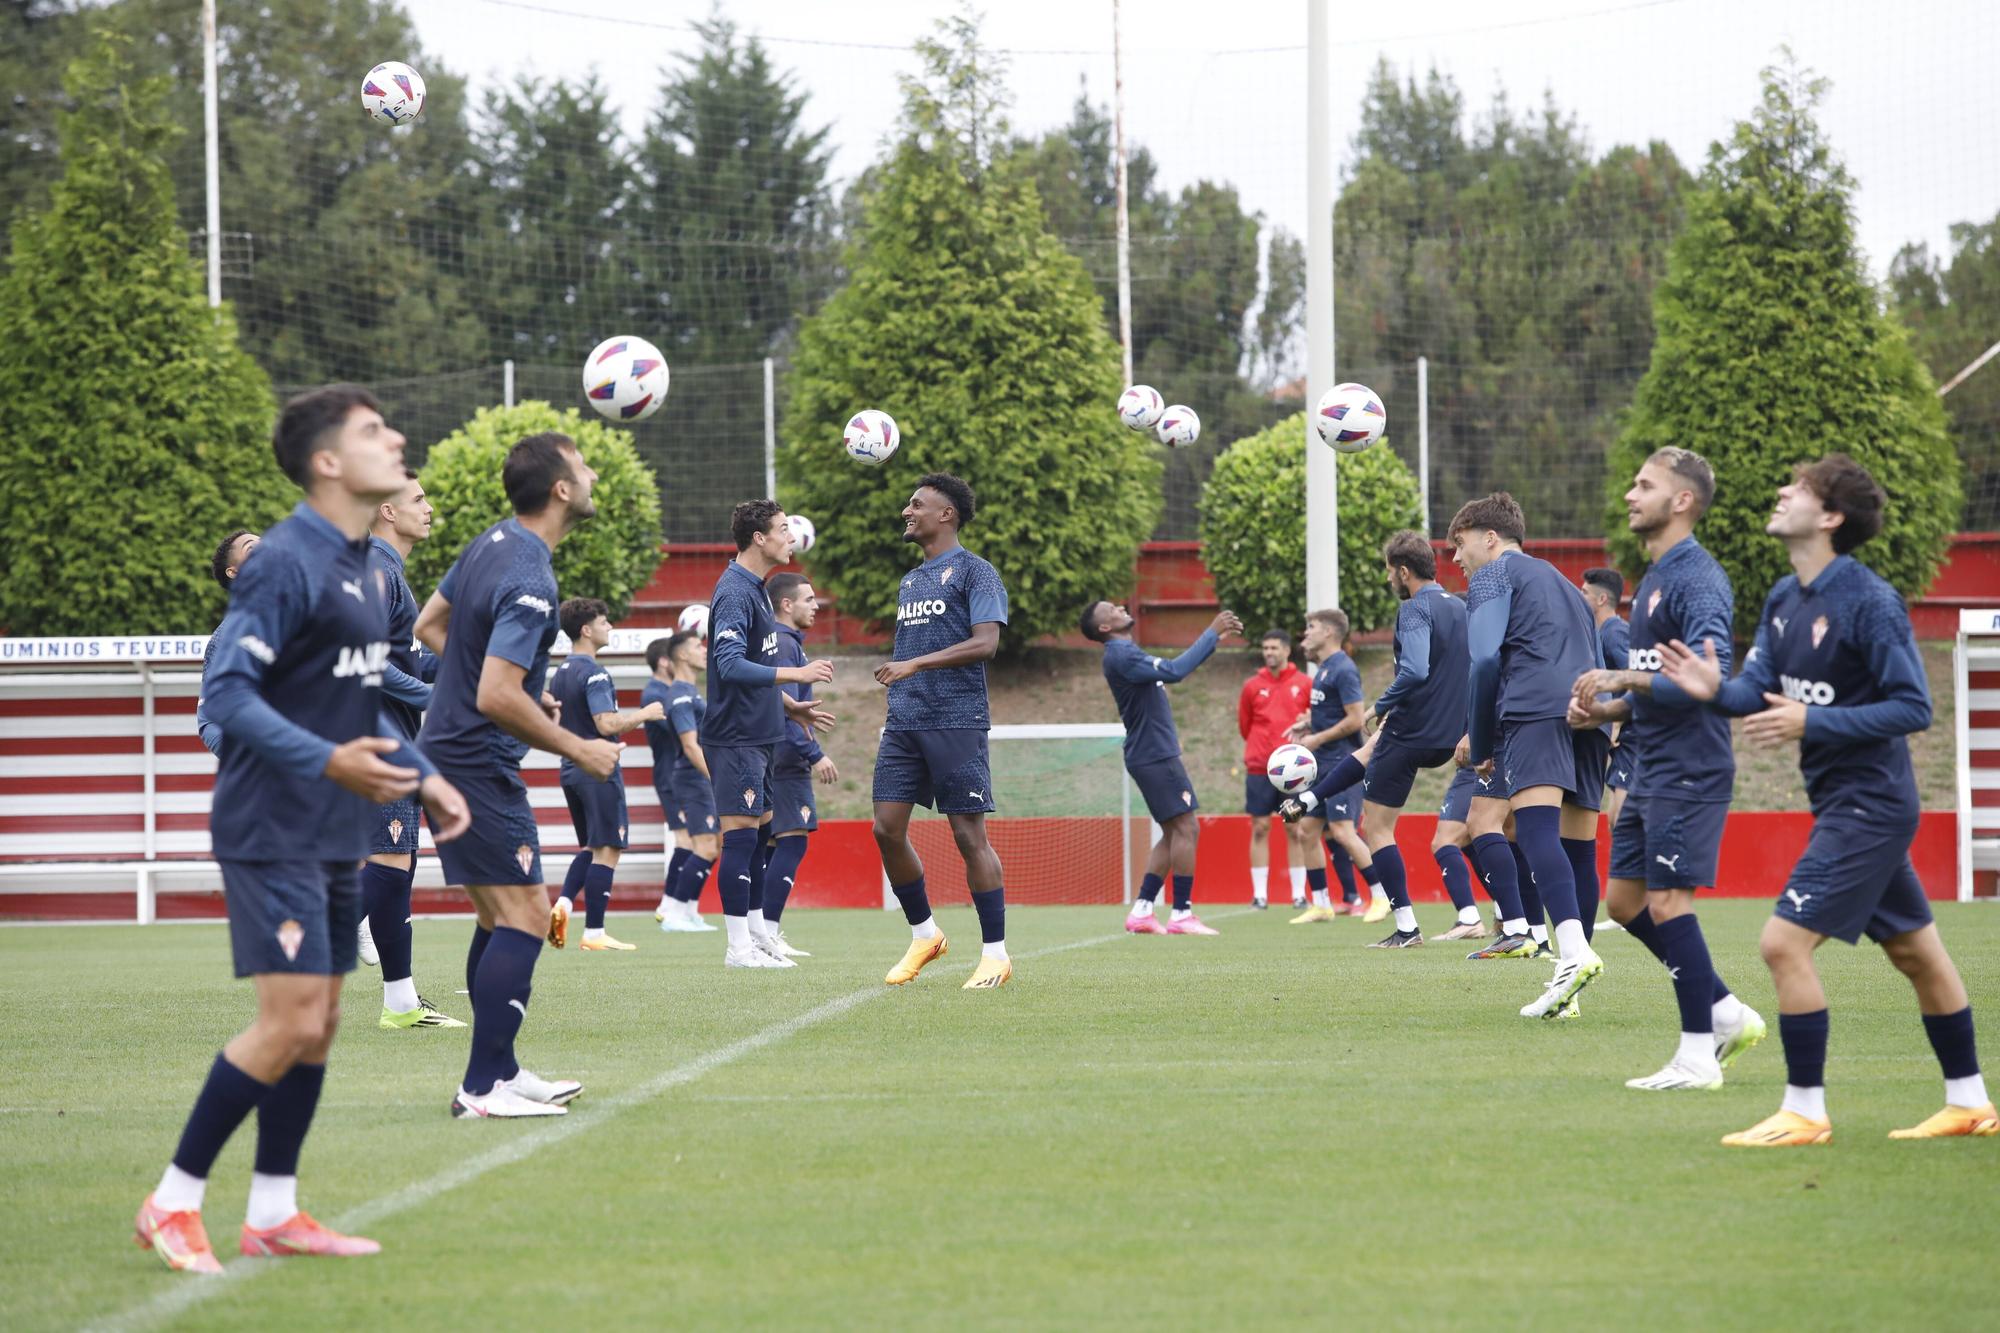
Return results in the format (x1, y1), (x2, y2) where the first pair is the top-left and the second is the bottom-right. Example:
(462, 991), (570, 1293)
(1112, 0), (1134, 385)
(1304, 1), (1338, 608)
(202, 0), (221, 308)
(1417, 354), (1430, 530)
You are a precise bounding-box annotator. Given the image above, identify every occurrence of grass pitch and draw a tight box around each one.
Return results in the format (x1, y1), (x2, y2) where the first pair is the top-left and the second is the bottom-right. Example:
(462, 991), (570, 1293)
(4, 901), (1997, 1331)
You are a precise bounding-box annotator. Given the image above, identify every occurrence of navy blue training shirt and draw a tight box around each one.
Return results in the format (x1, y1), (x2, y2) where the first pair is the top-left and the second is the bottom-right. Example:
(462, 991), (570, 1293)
(885, 544), (1009, 733)
(641, 677), (680, 789)
(417, 518), (561, 773)
(1595, 614), (1631, 739)
(773, 624), (825, 775)
(1102, 628), (1219, 765)
(704, 560), (784, 747)
(1625, 536), (1736, 802)
(368, 535), (438, 742)
(1310, 650), (1365, 761)
(1708, 556), (1929, 818)
(549, 651), (620, 783)
(1466, 549), (1598, 763)
(1374, 583), (1468, 749)
(204, 500), (434, 861)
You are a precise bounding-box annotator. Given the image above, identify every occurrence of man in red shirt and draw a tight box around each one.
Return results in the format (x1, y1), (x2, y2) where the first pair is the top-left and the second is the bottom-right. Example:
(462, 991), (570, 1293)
(1239, 628), (1314, 908)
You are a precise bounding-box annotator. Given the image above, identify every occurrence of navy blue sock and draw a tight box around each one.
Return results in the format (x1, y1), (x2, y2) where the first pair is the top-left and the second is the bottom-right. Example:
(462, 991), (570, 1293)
(1305, 867), (1327, 899)
(1136, 872), (1164, 904)
(362, 860), (414, 984)
(892, 874), (932, 927)
(1374, 846), (1411, 911)
(1172, 874), (1194, 912)
(1311, 755), (1366, 803)
(464, 926), (540, 1096)
(664, 847), (689, 900)
(748, 836), (772, 914)
(1624, 905), (1668, 961)
(1471, 833), (1525, 922)
(465, 924), (492, 996)
(1509, 841), (1546, 928)
(1562, 837), (1599, 943)
(561, 850), (592, 903)
(1656, 913), (1717, 1035)
(1359, 862), (1381, 898)
(171, 1053), (271, 1178)
(764, 835), (808, 923)
(717, 828), (758, 917)
(1513, 807), (1579, 926)
(252, 1061), (325, 1177)
(1779, 1009), (1829, 1088)
(1434, 845), (1474, 911)
(583, 863), (614, 931)
(676, 854), (712, 906)
(1921, 1006), (1981, 1080)
(1329, 845), (1358, 902)
(971, 886), (1006, 944)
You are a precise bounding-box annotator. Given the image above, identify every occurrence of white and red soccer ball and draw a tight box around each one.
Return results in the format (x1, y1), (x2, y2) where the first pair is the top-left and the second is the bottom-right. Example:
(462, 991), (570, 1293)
(1314, 382), (1387, 452)
(361, 61), (426, 126)
(1266, 743), (1318, 795)
(843, 409), (900, 465)
(1117, 384), (1166, 431)
(677, 603), (709, 638)
(1155, 404), (1200, 449)
(583, 336), (670, 423)
(786, 513), (816, 553)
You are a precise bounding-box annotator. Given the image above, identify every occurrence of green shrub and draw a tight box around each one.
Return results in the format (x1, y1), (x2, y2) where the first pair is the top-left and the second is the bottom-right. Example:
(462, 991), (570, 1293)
(409, 401), (663, 619)
(1198, 412), (1423, 637)
(0, 31), (287, 634)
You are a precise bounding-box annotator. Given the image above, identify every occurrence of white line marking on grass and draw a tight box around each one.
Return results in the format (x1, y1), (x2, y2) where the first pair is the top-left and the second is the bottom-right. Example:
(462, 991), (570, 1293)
(90, 912), (1248, 1333)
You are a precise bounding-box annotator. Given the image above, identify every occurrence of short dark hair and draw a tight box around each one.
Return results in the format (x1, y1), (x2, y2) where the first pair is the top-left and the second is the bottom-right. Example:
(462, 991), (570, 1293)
(644, 636), (675, 673)
(1382, 529), (1436, 581)
(560, 596), (609, 642)
(1260, 627), (1292, 647)
(1448, 492), (1527, 544)
(1646, 447), (1716, 519)
(767, 571), (810, 611)
(1307, 607), (1349, 642)
(210, 529), (255, 590)
(1795, 454), (1887, 554)
(917, 472), (976, 528)
(731, 499), (784, 551)
(1583, 567), (1624, 604)
(665, 628), (702, 668)
(1079, 600), (1109, 642)
(504, 432), (578, 515)
(273, 384), (378, 488)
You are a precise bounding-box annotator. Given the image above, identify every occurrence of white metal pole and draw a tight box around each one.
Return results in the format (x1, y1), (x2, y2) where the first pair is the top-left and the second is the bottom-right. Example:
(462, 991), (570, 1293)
(140, 661), (157, 862)
(201, 0), (221, 308)
(1121, 769), (1133, 905)
(1956, 624), (1972, 902)
(1112, 0), (1134, 386)
(1417, 354), (1430, 531)
(503, 358), (515, 407)
(1304, 1), (1338, 608)
(763, 356), (778, 499)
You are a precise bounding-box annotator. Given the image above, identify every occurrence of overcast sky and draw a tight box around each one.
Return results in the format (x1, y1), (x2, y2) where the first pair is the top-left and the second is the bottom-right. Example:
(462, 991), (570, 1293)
(410, 0), (2000, 279)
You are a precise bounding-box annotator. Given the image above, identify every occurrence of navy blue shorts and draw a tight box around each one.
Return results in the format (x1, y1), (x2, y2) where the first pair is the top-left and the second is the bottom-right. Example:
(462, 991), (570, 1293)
(563, 773), (629, 849)
(372, 796), (420, 855)
(1604, 743), (1633, 792)
(221, 859), (361, 978)
(708, 744), (772, 820)
(1568, 727), (1610, 813)
(1438, 765), (1479, 825)
(770, 769), (818, 834)
(873, 728), (993, 814)
(1491, 717), (1591, 806)
(670, 769), (718, 835)
(1361, 734), (1455, 809)
(1244, 769), (1283, 817)
(1311, 745), (1363, 823)
(433, 767), (542, 887)
(1776, 813), (1933, 945)
(655, 782), (686, 833)
(1129, 756), (1199, 823)
(1609, 794), (1728, 889)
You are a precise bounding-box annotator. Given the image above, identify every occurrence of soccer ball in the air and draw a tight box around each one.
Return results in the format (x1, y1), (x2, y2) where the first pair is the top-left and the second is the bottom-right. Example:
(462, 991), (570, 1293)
(1314, 382), (1386, 452)
(787, 514), (816, 553)
(843, 409), (900, 465)
(1266, 743), (1318, 795)
(361, 61), (426, 125)
(1155, 405), (1200, 448)
(583, 336), (670, 423)
(1117, 384), (1165, 431)
(677, 603), (709, 638)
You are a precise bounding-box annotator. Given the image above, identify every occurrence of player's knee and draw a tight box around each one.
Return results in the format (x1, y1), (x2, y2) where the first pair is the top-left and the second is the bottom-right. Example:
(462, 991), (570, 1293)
(869, 818), (901, 850)
(948, 822), (989, 860)
(1758, 921), (1808, 973)
(1879, 931), (1935, 980)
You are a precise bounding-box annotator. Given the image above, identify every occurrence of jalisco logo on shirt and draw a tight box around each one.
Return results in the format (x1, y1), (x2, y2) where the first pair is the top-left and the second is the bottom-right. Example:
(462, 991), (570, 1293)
(898, 598), (948, 623)
(1780, 674), (1836, 706)
(332, 641), (391, 684)
(1626, 646), (1664, 671)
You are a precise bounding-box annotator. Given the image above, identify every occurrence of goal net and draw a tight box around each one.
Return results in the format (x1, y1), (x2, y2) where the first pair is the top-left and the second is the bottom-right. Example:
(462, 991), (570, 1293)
(895, 724), (1149, 908)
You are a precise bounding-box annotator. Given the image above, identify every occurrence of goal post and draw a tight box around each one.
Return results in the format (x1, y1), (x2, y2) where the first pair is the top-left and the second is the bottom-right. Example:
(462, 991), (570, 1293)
(881, 724), (1151, 908)
(1954, 609), (2000, 902)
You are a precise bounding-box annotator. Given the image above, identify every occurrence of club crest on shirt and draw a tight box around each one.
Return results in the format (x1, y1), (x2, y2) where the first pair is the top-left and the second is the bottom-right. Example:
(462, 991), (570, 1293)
(276, 919), (304, 961)
(1811, 615), (1829, 649)
(1647, 588), (1662, 616)
(387, 818), (404, 844)
(941, 566), (954, 584)
(515, 844), (534, 874)
(742, 787), (757, 809)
